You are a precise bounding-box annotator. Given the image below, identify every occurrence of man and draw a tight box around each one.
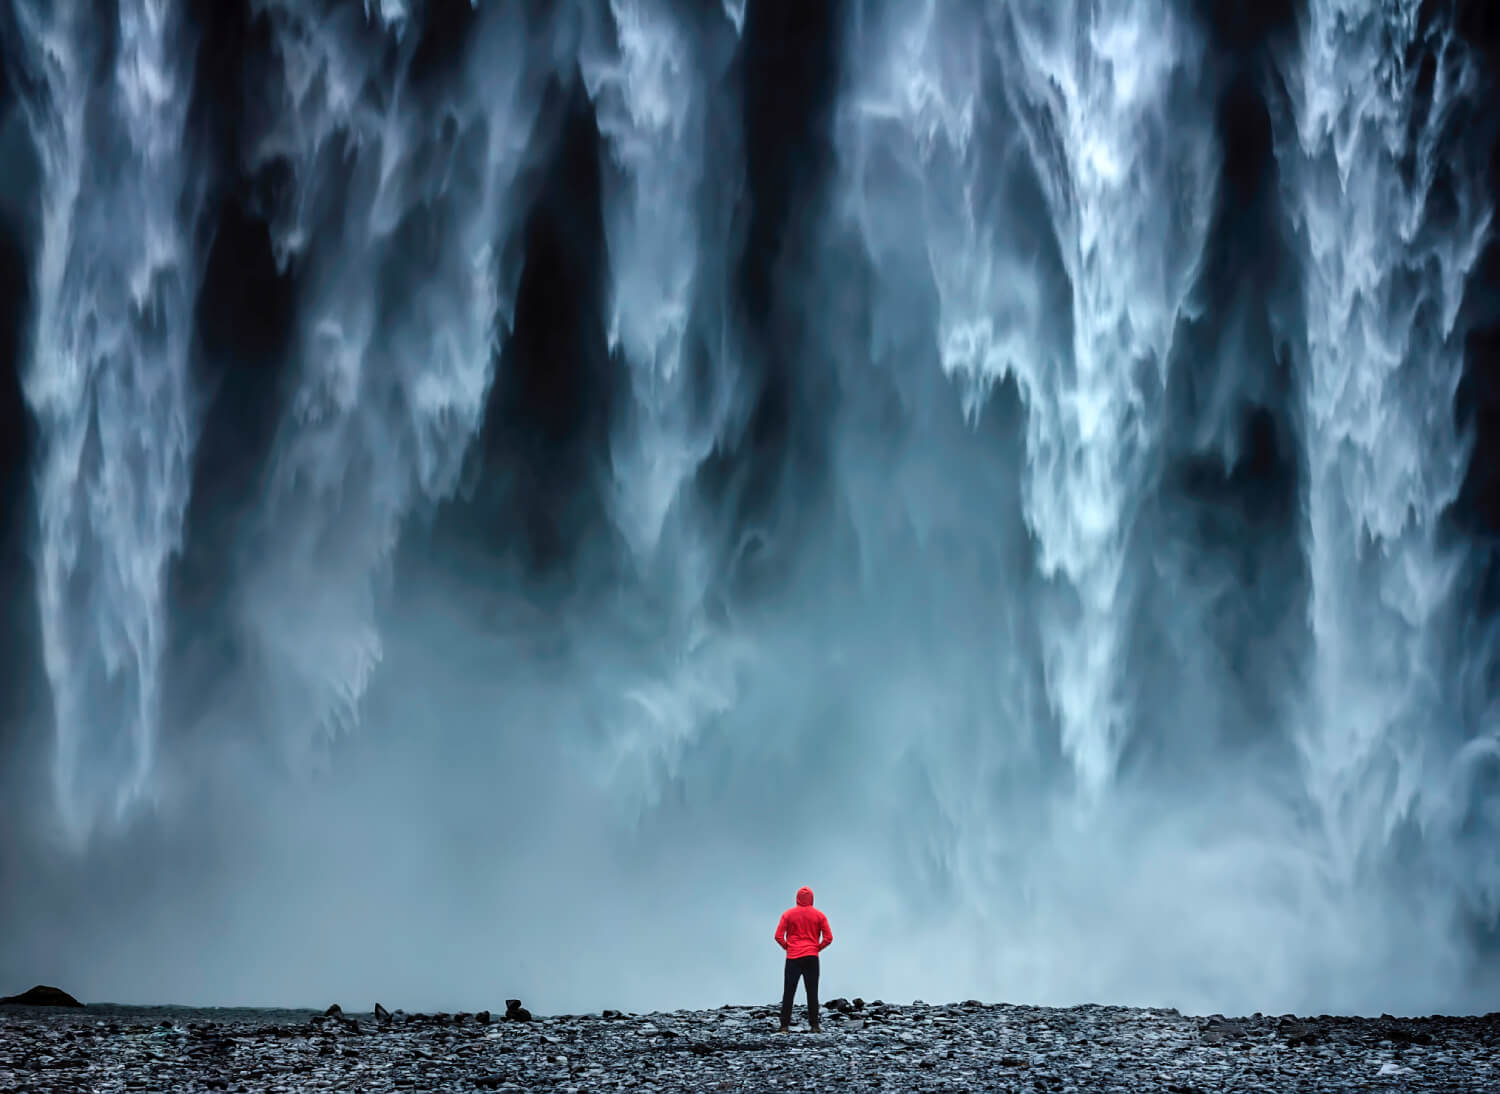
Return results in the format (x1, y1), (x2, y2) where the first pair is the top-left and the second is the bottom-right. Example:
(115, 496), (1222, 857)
(773, 885), (833, 1033)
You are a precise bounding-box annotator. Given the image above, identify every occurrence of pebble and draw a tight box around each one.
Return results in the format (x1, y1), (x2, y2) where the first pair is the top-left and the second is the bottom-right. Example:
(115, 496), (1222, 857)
(0, 999), (1495, 1091)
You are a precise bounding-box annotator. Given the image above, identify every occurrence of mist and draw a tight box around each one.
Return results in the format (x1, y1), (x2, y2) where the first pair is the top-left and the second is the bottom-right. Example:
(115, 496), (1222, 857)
(2, 0), (1500, 1019)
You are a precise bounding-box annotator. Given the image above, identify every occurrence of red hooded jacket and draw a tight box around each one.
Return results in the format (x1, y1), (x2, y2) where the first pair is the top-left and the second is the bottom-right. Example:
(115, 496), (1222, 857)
(774, 886), (832, 960)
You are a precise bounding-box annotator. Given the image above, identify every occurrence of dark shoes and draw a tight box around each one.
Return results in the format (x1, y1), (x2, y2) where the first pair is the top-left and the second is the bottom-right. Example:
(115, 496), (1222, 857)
(778, 1023), (790, 1034)
(809, 1020), (821, 1033)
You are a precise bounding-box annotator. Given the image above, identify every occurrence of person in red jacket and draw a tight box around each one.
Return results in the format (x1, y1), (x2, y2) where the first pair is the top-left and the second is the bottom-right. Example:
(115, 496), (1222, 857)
(774, 886), (833, 1032)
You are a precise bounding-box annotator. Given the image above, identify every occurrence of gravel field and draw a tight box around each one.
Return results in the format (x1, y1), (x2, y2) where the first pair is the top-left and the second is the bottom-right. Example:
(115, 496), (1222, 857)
(2, 997), (1497, 1092)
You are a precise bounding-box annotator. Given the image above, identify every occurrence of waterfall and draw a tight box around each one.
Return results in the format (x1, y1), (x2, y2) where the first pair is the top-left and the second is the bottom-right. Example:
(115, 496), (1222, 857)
(233, 0), (559, 753)
(580, 0), (743, 568)
(1277, 0), (1494, 895)
(838, 0), (1219, 792)
(0, 0), (1497, 1016)
(5, 0), (208, 839)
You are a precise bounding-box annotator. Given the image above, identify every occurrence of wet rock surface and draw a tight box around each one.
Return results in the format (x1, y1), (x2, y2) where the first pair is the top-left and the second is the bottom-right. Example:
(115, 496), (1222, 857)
(1, 999), (1496, 1091)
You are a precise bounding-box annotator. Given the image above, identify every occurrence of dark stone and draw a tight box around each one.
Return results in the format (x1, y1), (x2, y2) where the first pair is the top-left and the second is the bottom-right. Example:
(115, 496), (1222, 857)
(324, 1004), (343, 1018)
(475, 1010), (491, 1025)
(1283, 1023), (1322, 1047)
(1201, 1018), (1247, 1045)
(602, 1009), (623, 1019)
(0, 985), (84, 1008)
(1386, 1024), (1435, 1045)
(475, 1076), (509, 1090)
(851, 998), (865, 1010)
(375, 1003), (392, 1023)
(504, 998), (531, 1022)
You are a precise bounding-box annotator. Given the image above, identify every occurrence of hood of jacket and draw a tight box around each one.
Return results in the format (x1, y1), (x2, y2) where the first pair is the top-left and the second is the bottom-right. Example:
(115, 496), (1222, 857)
(796, 886), (814, 907)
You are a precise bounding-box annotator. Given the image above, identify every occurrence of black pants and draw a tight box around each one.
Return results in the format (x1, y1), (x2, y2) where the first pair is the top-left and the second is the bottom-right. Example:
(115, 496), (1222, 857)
(780, 956), (820, 1026)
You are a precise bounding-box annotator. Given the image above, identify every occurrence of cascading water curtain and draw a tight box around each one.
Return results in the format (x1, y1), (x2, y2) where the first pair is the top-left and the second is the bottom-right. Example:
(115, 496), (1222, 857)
(1278, 0), (1496, 944)
(7, 0), (208, 840)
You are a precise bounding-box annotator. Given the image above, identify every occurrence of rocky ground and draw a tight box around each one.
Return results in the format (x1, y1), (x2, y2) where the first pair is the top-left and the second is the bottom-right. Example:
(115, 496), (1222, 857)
(2, 996), (1496, 1092)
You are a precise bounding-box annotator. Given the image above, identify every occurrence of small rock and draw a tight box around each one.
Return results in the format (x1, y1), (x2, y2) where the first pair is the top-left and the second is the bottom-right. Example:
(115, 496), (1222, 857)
(475, 1010), (492, 1024)
(1283, 1022), (1321, 1047)
(324, 1004), (343, 1018)
(375, 1003), (391, 1023)
(1200, 1019), (1246, 1045)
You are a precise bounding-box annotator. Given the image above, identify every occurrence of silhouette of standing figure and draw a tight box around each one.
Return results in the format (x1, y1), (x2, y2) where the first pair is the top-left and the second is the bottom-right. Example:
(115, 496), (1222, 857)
(774, 886), (832, 1032)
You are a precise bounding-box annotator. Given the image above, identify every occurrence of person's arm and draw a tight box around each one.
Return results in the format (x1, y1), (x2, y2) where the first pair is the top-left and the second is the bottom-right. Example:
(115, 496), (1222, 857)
(774, 912), (789, 951)
(817, 912), (833, 952)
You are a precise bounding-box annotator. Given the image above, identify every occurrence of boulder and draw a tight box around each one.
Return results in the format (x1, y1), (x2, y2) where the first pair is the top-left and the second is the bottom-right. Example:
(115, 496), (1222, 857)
(0, 985), (84, 1007)
(504, 999), (532, 1022)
